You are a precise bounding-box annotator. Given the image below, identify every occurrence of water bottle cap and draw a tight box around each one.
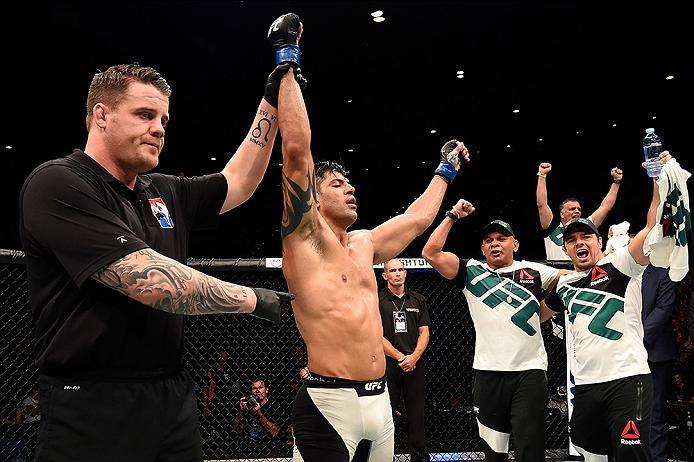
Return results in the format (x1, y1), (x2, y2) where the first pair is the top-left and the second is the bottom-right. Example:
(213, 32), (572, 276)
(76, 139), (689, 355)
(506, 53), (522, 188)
(645, 128), (655, 134)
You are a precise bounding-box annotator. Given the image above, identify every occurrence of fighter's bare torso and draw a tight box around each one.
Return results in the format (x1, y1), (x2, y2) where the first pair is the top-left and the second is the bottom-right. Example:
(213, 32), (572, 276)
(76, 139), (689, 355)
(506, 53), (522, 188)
(283, 227), (385, 381)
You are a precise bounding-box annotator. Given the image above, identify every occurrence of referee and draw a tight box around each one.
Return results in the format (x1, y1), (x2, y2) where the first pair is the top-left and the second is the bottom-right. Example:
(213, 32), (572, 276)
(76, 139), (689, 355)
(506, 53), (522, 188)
(379, 258), (430, 462)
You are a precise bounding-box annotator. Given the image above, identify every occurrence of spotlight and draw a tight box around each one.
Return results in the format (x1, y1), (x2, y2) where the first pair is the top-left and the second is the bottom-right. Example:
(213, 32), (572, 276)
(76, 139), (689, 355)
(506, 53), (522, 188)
(665, 75), (674, 80)
(210, 157), (217, 161)
(371, 10), (383, 17)
(430, 129), (437, 134)
(373, 17), (385, 23)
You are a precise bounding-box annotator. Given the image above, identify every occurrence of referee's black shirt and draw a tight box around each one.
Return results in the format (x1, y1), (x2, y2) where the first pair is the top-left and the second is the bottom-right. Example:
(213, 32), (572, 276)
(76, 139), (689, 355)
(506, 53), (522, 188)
(378, 287), (431, 355)
(19, 150), (227, 379)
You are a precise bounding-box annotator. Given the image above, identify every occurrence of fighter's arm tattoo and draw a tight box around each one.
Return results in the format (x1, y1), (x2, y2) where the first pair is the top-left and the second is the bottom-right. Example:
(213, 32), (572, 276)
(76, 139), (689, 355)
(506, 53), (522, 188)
(281, 167), (317, 239)
(92, 248), (253, 315)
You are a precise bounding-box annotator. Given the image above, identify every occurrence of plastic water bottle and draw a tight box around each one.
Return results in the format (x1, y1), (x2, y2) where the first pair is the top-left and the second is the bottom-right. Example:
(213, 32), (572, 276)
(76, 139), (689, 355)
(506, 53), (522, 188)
(643, 128), (663, 178)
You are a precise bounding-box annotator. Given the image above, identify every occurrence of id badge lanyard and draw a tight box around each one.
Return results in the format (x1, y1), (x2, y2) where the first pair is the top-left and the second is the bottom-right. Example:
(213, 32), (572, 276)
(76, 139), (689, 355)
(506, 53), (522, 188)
(392, 299), (407, 333)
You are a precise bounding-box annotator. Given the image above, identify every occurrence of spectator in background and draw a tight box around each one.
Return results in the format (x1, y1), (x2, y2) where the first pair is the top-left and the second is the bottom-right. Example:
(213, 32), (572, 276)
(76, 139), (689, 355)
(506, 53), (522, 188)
(379, 258), (431, 462)
(671, 368), (694, 404)
(641, 265), (677, 462)
(0, 391), (40, 426)
(232, 378), (285, 457)
(287, 346), (308, 395)
(201, 350), (242, 419)
(199, 350), (243, 458)
(546, 385), (568, 418)
(0, 391), (40, 462)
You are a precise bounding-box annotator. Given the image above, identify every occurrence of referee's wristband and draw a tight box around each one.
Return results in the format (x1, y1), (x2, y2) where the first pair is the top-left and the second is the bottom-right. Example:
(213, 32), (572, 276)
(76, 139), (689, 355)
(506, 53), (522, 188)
(445, 210), (459, 222)
(537, 172), (547, 178)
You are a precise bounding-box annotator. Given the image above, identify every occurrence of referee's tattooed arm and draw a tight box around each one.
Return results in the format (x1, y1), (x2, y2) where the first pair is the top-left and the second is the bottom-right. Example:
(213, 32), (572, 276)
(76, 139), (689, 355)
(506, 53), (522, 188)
(93, 248), (257, 315)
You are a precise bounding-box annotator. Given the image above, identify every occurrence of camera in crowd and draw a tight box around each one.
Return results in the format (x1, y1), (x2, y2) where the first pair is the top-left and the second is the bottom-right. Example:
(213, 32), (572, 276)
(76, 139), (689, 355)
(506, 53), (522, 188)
(246, 396), (259, 409)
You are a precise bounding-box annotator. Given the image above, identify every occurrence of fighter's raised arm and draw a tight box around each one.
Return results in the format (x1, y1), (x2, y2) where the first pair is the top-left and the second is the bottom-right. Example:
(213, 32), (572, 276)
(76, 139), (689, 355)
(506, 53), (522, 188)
(265, 14), (318, 242)
(371, 141), (470, 264)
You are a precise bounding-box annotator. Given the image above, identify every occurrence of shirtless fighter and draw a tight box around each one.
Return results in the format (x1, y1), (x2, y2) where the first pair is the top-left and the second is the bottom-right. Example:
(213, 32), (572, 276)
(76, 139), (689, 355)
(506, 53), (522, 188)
(268, 13), (469, 461)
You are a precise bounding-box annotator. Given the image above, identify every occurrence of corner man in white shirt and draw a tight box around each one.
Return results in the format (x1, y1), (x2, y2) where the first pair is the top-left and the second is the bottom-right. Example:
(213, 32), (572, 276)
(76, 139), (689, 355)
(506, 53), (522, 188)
(544, 152), (674, 461)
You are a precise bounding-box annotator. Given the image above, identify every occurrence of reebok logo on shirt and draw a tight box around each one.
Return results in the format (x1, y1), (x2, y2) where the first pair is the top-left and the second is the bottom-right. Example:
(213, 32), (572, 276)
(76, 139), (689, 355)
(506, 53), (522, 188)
(590, 266), (609, 286)
(517, 269), (535, 284)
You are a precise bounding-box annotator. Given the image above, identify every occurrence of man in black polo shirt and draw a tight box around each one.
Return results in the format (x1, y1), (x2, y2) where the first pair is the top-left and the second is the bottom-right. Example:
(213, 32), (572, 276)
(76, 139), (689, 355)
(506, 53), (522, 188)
(18, 64), (293, 462)
(379, 258), (431, 462)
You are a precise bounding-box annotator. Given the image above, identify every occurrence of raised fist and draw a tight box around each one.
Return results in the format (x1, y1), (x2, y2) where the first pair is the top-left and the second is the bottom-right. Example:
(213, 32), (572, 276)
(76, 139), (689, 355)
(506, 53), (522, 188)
(610, 167), (623, 182)
(538, 162), (552, 175)
(268, 13), (303, 65)
(268, 13), (302, 49)
(435, 140), (470, 183)
(451, 199), (475, 219)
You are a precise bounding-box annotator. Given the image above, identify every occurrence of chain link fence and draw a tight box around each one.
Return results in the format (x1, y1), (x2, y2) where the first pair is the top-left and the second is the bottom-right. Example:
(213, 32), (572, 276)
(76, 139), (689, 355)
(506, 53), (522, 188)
(1, 250), (693, 461)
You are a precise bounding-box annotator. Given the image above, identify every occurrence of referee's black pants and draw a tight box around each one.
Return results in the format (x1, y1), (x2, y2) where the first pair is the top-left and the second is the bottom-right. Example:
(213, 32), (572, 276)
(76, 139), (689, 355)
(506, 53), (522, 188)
(386, 357), (427, 462)
(36, 369), (202, 462)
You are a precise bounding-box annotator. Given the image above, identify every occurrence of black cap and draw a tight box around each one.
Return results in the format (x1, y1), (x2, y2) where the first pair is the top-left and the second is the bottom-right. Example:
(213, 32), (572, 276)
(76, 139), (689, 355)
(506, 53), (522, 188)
(482, 220), (516, 238)
(563, 217), (600, 242)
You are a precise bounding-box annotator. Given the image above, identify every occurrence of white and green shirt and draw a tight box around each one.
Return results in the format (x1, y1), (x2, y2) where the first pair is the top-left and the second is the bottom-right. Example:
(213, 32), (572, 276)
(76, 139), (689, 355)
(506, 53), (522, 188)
(545, 247), (650, 385)
(454, 258), (559, 371)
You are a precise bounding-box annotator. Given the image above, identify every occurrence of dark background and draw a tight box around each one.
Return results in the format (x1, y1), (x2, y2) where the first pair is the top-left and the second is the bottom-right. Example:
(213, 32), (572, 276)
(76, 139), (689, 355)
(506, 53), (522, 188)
(1, 1), (691, 259)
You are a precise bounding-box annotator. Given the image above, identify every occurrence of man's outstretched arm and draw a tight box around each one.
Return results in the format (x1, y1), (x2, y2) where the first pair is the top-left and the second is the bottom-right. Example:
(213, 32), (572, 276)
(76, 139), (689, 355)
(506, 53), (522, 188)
(371, 141), (469, 264)
(93, 248), (290, 320)
(589, 167), (623, 227)
(536, 162), (554, 229)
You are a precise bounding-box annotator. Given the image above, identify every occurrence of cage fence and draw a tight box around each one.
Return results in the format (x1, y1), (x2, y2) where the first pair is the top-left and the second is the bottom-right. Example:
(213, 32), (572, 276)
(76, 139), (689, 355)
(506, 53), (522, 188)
(1, 251), (692, 462)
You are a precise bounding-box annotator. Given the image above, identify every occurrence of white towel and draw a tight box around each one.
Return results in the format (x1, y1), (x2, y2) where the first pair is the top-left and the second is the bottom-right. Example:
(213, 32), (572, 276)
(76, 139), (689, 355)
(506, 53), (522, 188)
(643, 159), (692, 281)
(605, 221), (630, 253)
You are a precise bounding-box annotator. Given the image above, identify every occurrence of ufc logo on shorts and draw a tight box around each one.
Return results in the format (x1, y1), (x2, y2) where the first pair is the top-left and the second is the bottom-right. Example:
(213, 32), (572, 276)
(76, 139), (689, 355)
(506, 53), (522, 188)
(364, 381), (382, 391)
